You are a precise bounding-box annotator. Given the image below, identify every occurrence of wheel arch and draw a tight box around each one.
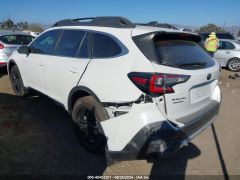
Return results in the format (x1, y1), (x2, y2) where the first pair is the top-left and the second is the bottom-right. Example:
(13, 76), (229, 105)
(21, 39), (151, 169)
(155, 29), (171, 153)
(227, 57), (240, 62)
(227, 57), (240, 71)
(8, 59), (17, 74)
(68, 86), (101, 113)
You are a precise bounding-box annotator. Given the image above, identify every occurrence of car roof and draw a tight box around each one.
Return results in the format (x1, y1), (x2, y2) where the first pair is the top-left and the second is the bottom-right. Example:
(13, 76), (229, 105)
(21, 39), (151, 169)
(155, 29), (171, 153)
(0, 30), (32, 36)
(51, 17), (198, 37)
(50, 24), (197, 38)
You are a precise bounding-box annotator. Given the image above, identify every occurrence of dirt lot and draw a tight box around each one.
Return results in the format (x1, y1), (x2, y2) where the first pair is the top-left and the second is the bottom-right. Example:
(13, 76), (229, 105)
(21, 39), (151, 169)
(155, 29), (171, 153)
(0, 67), (240, 178)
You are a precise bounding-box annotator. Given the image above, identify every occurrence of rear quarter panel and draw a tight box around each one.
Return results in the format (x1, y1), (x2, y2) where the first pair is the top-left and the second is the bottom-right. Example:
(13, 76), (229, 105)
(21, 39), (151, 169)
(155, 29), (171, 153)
(79, 29), (156, 103)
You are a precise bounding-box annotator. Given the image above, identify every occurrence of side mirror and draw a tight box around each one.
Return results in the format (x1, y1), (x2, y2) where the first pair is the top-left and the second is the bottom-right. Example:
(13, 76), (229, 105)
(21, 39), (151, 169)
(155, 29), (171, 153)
(17, 45), (30, 55)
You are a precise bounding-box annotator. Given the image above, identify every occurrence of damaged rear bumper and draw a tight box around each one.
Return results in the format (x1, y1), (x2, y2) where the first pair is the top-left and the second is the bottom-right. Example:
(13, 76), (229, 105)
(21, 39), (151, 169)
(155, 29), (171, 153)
(106, 101), (220, 161)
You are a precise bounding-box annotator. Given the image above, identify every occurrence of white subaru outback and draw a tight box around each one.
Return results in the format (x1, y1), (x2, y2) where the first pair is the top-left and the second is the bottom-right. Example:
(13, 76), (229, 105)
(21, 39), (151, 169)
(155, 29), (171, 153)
(8, 17), (221, 162)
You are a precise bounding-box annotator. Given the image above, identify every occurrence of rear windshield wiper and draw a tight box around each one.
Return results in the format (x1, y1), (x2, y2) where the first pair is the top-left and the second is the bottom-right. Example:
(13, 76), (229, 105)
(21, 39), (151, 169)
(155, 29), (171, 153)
(177, 62), (207, 67)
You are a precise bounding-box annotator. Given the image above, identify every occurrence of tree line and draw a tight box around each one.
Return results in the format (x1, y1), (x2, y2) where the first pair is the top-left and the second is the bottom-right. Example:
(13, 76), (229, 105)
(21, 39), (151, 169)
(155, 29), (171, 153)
(195, 24), (240, 38)
(1, 18), (239, 37)
(0, 18), (44, 32)
(195, 24), (226, 33)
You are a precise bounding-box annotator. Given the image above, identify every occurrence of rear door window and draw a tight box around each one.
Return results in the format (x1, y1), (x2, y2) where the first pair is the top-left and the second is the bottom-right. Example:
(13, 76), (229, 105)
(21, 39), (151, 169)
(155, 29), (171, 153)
(92, 33), (122, 58)
(218, 41), (235, 50)
(54, 30), (86, 57)
(0, 35), (34, 45)
(154, 39), (214, 69)
(77, 32), (90, 58)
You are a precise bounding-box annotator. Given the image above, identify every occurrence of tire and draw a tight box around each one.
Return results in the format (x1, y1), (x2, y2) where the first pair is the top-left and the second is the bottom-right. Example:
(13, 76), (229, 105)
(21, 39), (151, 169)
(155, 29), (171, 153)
(227, 58), (240, 72)
(72, 96), (109, 153)
(9, 65), (27, 97)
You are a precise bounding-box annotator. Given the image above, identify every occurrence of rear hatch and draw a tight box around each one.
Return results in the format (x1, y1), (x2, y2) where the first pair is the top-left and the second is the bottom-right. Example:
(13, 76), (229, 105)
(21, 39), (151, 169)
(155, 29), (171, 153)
(133, 31), (220, 124)
(152, 63), (219, 124)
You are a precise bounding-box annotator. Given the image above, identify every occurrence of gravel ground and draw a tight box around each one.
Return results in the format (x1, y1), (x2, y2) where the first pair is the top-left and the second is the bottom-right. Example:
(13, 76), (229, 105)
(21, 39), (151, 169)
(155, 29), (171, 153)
(0, 67), (240, 179)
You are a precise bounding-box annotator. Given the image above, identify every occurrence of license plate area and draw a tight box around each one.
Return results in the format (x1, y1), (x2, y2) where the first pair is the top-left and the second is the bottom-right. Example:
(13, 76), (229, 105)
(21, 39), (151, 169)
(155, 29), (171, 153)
(190, 84), (211, 104)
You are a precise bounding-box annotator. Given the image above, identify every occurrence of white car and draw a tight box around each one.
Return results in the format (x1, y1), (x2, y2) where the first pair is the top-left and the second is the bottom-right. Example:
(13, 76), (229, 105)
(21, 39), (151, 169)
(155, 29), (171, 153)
(8, 17), (221, 162)
(30, 32), (40, 37)
(214, 39), (240, 72)
(0, 31), (34, 67)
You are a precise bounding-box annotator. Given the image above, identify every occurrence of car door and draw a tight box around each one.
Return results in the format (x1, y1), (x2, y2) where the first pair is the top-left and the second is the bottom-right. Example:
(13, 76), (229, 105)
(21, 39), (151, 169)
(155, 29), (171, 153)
(214, 41), (235, 66)
(44, 30), (91, 107)
(21, 30), (61, 93)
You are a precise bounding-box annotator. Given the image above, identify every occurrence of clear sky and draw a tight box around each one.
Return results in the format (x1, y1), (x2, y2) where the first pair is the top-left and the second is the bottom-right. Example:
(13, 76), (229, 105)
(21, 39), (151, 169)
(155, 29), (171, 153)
(1, 0), (240, 27)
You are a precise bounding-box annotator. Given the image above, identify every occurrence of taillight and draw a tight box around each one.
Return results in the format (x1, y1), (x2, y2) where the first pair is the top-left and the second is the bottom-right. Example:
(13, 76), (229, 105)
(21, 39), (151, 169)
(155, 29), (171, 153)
(0, 43), (4, 49)
(128, 72), (190, 95)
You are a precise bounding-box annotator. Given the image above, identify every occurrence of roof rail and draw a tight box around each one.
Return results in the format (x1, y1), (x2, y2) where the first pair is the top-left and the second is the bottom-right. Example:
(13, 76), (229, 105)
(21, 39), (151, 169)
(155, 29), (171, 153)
(135, 21), (178, 30)
(52, 16), (136, 28)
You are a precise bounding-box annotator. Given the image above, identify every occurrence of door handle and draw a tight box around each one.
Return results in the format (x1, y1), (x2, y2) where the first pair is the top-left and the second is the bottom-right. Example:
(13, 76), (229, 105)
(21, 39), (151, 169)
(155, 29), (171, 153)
(225, 51), (231, 54)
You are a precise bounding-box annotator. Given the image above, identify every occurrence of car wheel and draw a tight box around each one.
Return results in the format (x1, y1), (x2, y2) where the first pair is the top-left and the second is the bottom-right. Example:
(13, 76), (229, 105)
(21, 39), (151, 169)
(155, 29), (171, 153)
(9, 65), (27, 97)
(72, 96), (109, 153)
(227, 58), (240, 72)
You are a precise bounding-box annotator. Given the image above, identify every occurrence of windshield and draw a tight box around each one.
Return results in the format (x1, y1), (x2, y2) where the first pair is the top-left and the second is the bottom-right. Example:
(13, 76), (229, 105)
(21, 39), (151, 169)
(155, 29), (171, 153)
(0, 35), (34, 45)
(154, 40), (215, 69)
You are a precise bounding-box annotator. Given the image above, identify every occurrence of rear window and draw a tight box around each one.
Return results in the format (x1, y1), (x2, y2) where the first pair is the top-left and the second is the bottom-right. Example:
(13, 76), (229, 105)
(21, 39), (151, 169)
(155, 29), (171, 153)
(218, 41), (235, 50)
(154, 40), (214, 68)
(0, 35), (34, 45)
(217, 34), (235, 40)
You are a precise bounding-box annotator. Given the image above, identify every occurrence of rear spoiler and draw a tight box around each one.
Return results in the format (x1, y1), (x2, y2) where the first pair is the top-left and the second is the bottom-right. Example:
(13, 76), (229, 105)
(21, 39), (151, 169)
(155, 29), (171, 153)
(154, 32), (201, 43)
(132, 32), (201, 63)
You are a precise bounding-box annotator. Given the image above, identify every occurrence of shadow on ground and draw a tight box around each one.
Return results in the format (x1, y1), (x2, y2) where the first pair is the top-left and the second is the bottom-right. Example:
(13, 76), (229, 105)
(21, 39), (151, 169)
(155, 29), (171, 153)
(150, 143), (201, 180)
(0, 67), (7, 78)
(0, 92), (107, 175)
(0, 92), (214, 178)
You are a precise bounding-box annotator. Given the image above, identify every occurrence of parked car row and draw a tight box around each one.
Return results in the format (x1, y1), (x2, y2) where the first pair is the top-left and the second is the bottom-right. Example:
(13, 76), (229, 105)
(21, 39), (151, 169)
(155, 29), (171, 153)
(0, 31), (34, 67)
(135, 21), (192, 32)
(1, 25), (240, 72)
(214, 39), (240, 72)
(7, 16), (221, 163)
(23, 30), (41, 37)
(198, 32), (240, 72)
(199, 32), (235, 42)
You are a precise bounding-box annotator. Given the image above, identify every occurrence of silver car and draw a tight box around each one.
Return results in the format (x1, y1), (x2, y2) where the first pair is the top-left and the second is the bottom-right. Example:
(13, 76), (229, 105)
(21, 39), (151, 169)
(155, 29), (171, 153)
(0, 31), (34, 67)
(214, 39), (240, 72)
